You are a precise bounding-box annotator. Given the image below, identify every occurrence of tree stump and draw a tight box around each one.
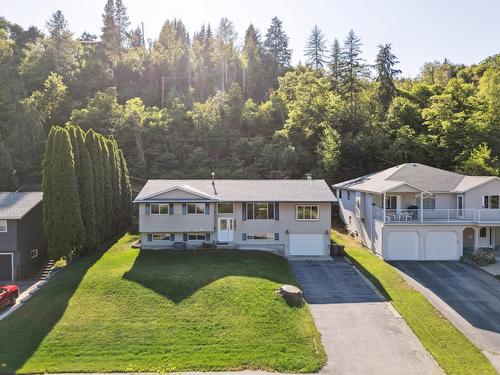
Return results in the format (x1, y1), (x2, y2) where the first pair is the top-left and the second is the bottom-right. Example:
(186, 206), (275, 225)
(279, 284), (304, 306)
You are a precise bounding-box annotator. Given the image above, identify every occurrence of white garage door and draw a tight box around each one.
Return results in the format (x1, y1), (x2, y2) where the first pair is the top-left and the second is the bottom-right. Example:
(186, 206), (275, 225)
(386, 231), (419, 260)
(289, 234), (325, 256)
(424, 231), (458, 260)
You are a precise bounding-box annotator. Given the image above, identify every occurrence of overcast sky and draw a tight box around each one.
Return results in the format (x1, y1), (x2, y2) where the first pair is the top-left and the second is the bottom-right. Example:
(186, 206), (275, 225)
(3, 0), (499, 77)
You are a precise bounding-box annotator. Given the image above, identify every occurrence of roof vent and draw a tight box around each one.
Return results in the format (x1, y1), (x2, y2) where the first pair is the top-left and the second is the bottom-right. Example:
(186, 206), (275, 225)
(306, 173), (312, 181)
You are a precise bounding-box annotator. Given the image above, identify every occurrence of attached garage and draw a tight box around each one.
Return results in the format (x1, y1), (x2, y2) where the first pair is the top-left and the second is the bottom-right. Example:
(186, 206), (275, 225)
(424, 231), (458, 260)
(386, 231), (419, 260)
(289, 234), (325, 256)
(0, 253), (13, 281)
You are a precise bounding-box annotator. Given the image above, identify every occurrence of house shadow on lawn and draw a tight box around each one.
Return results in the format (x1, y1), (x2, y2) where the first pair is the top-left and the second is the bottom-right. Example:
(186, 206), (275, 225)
(122, 249), (294, 304)
(0, 246), (107, 374)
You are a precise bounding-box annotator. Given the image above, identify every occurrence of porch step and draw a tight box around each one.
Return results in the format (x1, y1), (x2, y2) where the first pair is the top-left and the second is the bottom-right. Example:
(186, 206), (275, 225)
(35, 260), (56, 281)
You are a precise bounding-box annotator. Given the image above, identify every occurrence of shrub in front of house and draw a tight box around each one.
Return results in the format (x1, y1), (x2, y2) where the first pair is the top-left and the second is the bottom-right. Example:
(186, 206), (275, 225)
(471, 248), (496, 266)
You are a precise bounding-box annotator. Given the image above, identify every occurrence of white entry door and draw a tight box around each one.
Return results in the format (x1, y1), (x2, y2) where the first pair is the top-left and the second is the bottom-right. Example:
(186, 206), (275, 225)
(218, 218), (234, 242)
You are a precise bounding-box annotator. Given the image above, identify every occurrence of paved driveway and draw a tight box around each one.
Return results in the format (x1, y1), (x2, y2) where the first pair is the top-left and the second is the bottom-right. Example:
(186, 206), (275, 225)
(290, 258), (443, 375)
(392, 261), (500, 372)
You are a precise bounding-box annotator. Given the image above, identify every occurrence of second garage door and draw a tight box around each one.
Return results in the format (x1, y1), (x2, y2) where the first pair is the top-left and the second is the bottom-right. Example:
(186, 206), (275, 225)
(289, 234), (325, 256)
(386, 231), (419, 260)
(424, 231), (458, 260)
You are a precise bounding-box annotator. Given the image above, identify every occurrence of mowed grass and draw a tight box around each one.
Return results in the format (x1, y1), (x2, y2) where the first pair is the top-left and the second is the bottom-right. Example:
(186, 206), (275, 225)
(331, 228), (496, 375)
(0, 234), (325, 374)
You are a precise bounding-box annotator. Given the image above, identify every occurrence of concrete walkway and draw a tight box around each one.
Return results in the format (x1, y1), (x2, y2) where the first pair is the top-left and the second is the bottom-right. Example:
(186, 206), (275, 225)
(392, 261), (500, 373)
(0, 279), (45, 321)
(290, 258), (443, 375)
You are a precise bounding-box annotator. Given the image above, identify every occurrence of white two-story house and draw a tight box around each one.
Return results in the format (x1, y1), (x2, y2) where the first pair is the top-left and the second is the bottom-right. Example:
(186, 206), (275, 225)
(134, 178), (336, 257)
(333, 163), (500, 261)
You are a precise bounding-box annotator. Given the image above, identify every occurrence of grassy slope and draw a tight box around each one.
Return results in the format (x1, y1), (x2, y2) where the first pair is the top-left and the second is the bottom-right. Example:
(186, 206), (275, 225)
(332, 228), (496, 375)
(0, 234), (325, 374)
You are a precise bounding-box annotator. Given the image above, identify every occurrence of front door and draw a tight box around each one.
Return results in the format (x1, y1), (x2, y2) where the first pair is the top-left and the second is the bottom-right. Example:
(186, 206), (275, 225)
(457, 195), (464, 218)
(218, 218), (234, 242)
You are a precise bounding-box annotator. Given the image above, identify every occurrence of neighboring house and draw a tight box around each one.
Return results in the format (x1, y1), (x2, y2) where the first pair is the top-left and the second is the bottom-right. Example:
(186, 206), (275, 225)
(333, 163), (500, 261)
(0, 192), (47, 281)
(134, 178), (336, 256)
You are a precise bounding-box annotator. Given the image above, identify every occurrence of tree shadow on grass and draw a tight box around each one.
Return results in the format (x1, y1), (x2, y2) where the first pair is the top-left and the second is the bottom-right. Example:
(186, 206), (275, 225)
(0, 248), (105, 374)
(122, 249), (293, 304)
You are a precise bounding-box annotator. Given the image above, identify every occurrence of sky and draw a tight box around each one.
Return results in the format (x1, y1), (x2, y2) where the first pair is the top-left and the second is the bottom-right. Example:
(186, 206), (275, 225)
(2, 0), (499, 77)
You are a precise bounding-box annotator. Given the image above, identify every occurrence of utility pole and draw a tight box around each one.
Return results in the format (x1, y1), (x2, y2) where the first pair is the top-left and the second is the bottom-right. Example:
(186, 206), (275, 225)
(161, 76), (165, 108)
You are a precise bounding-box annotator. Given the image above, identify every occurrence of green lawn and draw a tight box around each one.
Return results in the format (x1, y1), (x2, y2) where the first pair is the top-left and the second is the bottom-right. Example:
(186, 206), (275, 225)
(332, 228), (496, 375)
(0, 234), (325, 374)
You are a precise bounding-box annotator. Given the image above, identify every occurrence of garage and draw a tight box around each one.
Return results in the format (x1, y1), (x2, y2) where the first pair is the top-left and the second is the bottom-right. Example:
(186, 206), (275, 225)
(424, 231), (458, 260)
(0, 253), (13, 281)
(386, 231), (419, 260)
(289, 234), (325, 256)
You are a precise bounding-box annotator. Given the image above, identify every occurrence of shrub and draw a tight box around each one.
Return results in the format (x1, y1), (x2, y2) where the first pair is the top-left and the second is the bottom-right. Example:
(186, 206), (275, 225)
(471, 248), (496, 266)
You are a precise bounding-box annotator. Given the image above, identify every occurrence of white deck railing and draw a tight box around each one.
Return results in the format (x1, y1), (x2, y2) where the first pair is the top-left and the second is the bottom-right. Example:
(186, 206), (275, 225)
(372, 208), (500, 224)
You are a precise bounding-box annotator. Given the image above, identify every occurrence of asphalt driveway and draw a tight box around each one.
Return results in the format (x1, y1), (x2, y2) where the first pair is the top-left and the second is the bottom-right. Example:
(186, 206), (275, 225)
(290, 258), (443, 375)
(392, 261), (500, 372)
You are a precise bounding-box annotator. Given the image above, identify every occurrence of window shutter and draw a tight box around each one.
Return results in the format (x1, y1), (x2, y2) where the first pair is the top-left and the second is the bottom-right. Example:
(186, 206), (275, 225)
(275, 232), (279, 241)
(275, 203), (279, 220)
(242, 233), (247, 241)
(147, 234), (152, 242)
(182, 203), (187, 215)
(169, 203), (174, 215)
(145, 203), (150, 215)
(205, 203), (210, 215)
(242, 203), (247, 221)
(170, 233), (175, 241)
(206, 233), (211, 241)
(183, 233), (188, 241)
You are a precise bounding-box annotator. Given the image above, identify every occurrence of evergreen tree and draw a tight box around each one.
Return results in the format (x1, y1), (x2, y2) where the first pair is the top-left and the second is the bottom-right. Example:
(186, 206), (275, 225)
(115, 0), (130, 48)
(42, 127), (57, 252)
(118, 149), (132, 228)
(86, 129), (105, 244)
(0, 137), (17, 190)
(263, 17), (292, 87)
(45, 10), (70, 71)
(43, 127), (83, 261)
(242, 24), (264, 100)
(100, 136), (113, 236)
(101, 0), (120, 64)
(304, 25), (327, 69)
(329, 38), (342, 92)
(374, 43), (401, 114)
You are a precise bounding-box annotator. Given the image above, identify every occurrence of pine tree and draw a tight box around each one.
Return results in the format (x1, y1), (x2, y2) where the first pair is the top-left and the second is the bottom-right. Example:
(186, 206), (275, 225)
(374, 43), (401, 114)
(329, 38), (343, 92)
(304, 25), (327, 69)
(264, 17), (292, 69)
(101, 0), (120, 64)
(242, 24), (264, 100)
(114, 0), (130, 48)
(45, 10), (71, 71)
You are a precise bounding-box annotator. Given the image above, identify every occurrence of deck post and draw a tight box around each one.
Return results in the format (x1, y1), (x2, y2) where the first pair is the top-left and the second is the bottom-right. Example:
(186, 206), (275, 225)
(473, 227), (479, 250)
(383, 192), (386, 223)
(420, 192), (424, 224)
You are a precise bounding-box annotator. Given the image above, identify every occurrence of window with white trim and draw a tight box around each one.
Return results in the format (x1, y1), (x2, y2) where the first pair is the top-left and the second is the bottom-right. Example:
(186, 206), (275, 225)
(246, 203), (274, 220)
(423, 195), (436, 209)
(247, 233), (274, 240)
(152, 233), (171, 241)
(480, 227), (487, 237)
(150, 203), (169, 215)
(187, 203), (205, 214)
(0, 220), (6, 232)
(296, 205), (319, 221)
(385, 195), (397, 209)
(188, 233), (206, 240)
(31, 249), (38, 259)
(484, 195), (500, 209)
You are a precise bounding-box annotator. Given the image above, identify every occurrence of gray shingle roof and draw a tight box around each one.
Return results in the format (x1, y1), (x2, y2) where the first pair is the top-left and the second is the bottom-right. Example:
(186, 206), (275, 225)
(0, 192), (43, 219)
(333, 163), (497, 193)
(134, 180), (336, 202)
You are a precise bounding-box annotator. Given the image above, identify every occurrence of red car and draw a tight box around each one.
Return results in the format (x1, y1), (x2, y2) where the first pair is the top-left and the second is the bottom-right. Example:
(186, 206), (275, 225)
(0, 285), (19, 310)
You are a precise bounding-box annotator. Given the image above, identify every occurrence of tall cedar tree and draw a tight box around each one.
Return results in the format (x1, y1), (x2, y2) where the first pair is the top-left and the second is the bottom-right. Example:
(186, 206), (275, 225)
(45, 10), (70, 71)
(118, 149), (132, 228)
(100, 136), (114, 237)
(264, 17), (292, 86)
(374, 43), (401, 114)
(109, 138), (122, 235)
(304, 25), (327, 69)
(242, 24), (264, 100)
(101, 0), (120, 64)
(86, 129), (106, 244)
(114, 0), (130, 48)
(329, 38), (342, 93)
(43, 127), (83, 261)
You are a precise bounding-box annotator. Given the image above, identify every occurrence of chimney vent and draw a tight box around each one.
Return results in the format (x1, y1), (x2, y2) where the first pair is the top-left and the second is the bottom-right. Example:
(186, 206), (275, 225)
(306, 173), (312, 181)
